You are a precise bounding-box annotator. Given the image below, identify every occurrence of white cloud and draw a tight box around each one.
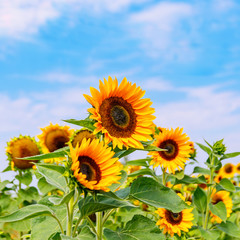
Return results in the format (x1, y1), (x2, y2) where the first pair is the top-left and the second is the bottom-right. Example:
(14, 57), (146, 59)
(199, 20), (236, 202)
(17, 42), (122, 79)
(142, 77), (173, 91)
(129, 2), (195, 60)
(212, 0), (236, 12)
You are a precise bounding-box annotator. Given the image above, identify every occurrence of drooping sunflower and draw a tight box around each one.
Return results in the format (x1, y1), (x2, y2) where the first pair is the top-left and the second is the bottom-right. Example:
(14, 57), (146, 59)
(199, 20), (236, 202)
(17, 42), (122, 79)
(70, 138), (122, 192)
(70, 129), (96, 148)
(219, 163), (236, 179)
(236, 163), (240, 175)
(83, 76), (156, 149)
(155, 195), (194, 237)
(210, 190), (233, 223)
(37, 122), (73, 153)
(149, 127), (191, 174)
(6, 135), (41, 170)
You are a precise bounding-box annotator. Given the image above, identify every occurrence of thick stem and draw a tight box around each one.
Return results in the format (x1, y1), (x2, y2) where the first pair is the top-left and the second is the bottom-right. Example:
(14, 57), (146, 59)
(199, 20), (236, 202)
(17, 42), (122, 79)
(66, 194), (75, 236)
(96, 212), (103, 240)
(72, 216), (83, 237)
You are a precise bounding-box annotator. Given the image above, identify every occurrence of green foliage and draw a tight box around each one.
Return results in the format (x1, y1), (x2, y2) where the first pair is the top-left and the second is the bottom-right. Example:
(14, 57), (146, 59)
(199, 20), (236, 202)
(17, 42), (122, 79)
(216, 221), (240, 238)
(63, 119), (96, 131)
(192, 187), (207, 212)
(209, 202), (227, 222)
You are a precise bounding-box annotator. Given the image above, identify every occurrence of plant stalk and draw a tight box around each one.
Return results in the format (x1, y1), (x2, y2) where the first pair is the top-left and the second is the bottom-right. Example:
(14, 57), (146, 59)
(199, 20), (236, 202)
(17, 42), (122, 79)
(96, 212), (103, 240)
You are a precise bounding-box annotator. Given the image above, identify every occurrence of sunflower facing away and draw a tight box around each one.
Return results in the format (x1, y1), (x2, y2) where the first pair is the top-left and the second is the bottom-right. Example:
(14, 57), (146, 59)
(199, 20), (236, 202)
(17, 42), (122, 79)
(210, 190), (233, 223)
(149, 127), (191, 174)
(6, 135), (41, 170)
(70, 129), (96, 148)
(70, 138), (122, 192)
(155, 195), (194, 237)
(219, 163), (236, 179)
(37, 122), (73, 153)
(83, 76), (156, 149)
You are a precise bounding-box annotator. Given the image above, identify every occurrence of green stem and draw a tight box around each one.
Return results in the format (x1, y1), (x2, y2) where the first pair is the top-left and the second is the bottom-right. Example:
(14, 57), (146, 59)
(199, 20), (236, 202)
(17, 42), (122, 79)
(66, 194), (75, 236)
(86, 216), (97, 235)
(162, 167), (166, 186)
(72, 216), (84, 237)
(96, 212), (103, 240)
(102, 209), (115, 225)
(52, 215), (64, 234)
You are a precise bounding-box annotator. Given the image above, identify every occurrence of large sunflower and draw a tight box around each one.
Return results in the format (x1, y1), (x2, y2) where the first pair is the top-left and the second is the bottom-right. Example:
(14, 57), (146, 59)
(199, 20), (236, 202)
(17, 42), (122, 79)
(155, 195), (194, 237)
(149, 128), (191, 174)
(210, 190), (233, 223)
(37, 122), (73, 153)
(219, 163), (236, 179)
(70, 138), (122, 192)
(6, 135), (41, 170)
(70, 129), (96, 148)
(83, 76), (155, 149)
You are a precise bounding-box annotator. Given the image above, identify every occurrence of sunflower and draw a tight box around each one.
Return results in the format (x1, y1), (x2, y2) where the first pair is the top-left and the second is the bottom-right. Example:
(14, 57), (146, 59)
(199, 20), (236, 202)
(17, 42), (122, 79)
(6, 135), (41, 170)
(155, 195), (194, 237)
(149, 128), (191, 174)
(188, 141), (196, 159)
(236, 163), (240, 175)
(83, 76), (155, 149)
(210, 190), (233, 223)
(70, 129), (96, 148)
(219, 163), (236, 179)
(70, 138), (122, 192)
(37, 122), (73, 153)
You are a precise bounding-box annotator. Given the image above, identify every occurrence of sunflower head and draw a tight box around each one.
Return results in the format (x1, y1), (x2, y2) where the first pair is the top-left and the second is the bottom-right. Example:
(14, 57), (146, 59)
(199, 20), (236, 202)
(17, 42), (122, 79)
(155, 195), (194, 237)
(235, 163), (240, 175)
(210, 190), (233, 223)
(70, 128), (96, 148)
(213, 139), (226, 155)
(149, 127), (191, 174)
(6, 135), (42, 170)
(83, 76), (156, 149)
(70, 138), (122, 192)
(188, 141), (196, 159)
(37, 122), (73, 153)
(220, 163), (236, 179)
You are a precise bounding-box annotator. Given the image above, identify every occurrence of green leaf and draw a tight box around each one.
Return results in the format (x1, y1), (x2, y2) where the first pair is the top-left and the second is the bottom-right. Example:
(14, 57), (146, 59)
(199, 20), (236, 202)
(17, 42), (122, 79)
(130, 177), (190, 213)
(204, 139), (213, 149)
(49, 190), (75, 206)
(60, 235), (78, 240)
(0, 204), (54, 222)
(192, 187), (207, 212)
(36, 164), (67, 192)
(38, 177), (57, 195)
(128, 168), (156, 178)
(141, 145), (164, 152)
(104, 215), (164, 240)
(114, 149), (136, 159)
(76, 226), (95, 240)
(63, 119), (95, 131)
(192, 167), (210, 176)
(2, 165), (12, 172)
(125, 158), (150, 167)
(196, 143), (211, 155)
(16, 172), (32, 186)
(0, 180), (11, 191)
(175, 175), (207, 185)
(78, 195), (134, 218)
(209, 202), (227, 222)
(109, 170), (127, 191)
(198, 227), (220, 240)
(217, 178), (235, 192)
(171, 170), (184, 180)
(100, 188), (130, 200)
(18, 187), (39, 202)
(21, 147), (69, 161)
(221, 152), (240, 160)
(216, 221), (240, 238)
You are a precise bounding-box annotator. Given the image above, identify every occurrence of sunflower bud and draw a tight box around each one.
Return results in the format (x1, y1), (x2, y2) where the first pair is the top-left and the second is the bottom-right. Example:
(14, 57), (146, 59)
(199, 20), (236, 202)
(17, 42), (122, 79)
(213, 139), (226, 155)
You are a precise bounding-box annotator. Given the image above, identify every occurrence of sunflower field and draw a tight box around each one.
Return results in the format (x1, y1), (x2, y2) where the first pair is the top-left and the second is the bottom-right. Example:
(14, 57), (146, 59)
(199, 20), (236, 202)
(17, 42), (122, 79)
(1, 77), (240, 240)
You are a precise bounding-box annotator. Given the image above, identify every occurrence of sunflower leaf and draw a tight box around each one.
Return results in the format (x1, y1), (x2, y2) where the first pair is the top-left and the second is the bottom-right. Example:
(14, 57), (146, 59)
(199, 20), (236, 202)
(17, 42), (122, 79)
(196, 143), (212, 155)
(104, 215), (164, 240)
(49, 189), (75, 206)
(192, 166), (211, 176)
(128, 168), (157, 178)
(216, 221), (240, 238)
(21, 147), (69, 160)
(130, 177), (190, 212)
(63, 119), (95, 131)
(217, 178), (235, 192)
(220, 152), (240, 160)
(209, 202), (227, 222)
(125, 158), (150, 167)
(192, 187), (207, 212)
(0, 204), (54, 222)
(15, 172), (32, 186)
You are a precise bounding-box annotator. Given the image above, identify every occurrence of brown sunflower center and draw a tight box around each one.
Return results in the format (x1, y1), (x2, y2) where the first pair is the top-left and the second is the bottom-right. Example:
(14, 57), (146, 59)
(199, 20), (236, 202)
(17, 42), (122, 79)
(159, 139), (179, 161)
(225, 165), (233, 173)
(212, 197), (222, 205)
(165, 210), (183, 225)
(45, 130), (69, 152)
(78, 156), (101, 183)
(99, 97), (137, 138)
(237, 165), (240, 171)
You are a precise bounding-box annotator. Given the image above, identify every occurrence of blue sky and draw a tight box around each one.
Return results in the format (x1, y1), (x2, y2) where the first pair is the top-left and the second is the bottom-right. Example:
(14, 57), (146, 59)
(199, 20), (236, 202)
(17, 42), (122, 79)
(1, 0), (240, 178)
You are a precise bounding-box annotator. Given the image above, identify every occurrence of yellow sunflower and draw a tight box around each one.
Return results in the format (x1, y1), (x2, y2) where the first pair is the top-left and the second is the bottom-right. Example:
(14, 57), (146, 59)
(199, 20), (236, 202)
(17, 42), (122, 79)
(70, 138), (122, 192)
(37, 122), (73, 153)
(155, 195), (194, 237)
(236, 163), (240, 175)
(83, 76), (155, 149)
(70, 129), (96, 148)
(210, 190), (233, 223)
(219, 163), (236, 179)
(6, 135), (41, 170)
(149, 127), (191, 174)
